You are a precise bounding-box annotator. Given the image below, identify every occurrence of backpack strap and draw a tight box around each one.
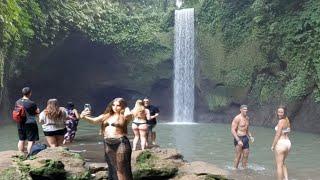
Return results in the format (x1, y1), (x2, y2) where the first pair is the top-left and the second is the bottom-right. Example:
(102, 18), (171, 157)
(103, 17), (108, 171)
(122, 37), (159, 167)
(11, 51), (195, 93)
(20, 98), (30, 117)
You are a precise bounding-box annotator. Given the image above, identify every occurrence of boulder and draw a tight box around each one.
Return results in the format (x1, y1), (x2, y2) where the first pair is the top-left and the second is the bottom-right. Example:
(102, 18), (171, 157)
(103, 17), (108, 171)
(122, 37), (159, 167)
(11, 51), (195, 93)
(0, 151), (31, 180)
(92, 170), (108, 180)
(130, 148), (229, 180)
(24, 147), (90, 179)
(85, 162), (108, 173)
(0, 147), (90, 180)
(0, 151), (24, 173)
(177, 161), (228, 179)
(0, 147), (230, 180)
(132, 149), (179, 179)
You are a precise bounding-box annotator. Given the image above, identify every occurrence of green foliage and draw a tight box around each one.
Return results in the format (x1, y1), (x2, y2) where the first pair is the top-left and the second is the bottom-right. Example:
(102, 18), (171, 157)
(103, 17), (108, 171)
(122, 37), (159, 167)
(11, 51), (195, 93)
(29, 159), (66, 179)
(0, 50), (4, 87)
(0, 167), (18, 180)
(249, 74), (283, 104)
(198, 0), (320, 104)
(198, 30), (266, 88)
(283, 73), (309, 101)
(276, 1), (320, 101)
(0, 0), (45, 80)
(198, 0), (255, 49)
(1, 0), (320, 107)
(0, 0), (174, 96)
(35, 0), (173, 54)
(313, 88), (320, 102)
(133, 150), (178, 180)
(66, 171), (91, 180)
(206, 93), (229, 112)
(136, 150), (154, 166)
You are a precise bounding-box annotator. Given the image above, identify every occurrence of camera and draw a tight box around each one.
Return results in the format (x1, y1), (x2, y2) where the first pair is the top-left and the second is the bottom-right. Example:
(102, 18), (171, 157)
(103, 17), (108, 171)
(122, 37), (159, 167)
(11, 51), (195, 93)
(84, 104), (92, 111)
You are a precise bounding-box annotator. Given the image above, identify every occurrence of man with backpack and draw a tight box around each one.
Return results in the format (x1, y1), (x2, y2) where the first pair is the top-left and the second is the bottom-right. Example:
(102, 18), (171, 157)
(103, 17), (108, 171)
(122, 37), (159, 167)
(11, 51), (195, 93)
(14, 87), (40, 154)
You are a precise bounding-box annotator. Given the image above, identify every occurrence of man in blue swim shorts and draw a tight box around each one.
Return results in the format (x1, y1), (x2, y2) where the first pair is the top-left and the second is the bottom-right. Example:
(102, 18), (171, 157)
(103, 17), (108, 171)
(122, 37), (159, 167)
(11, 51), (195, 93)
(231, 104), (254, 169)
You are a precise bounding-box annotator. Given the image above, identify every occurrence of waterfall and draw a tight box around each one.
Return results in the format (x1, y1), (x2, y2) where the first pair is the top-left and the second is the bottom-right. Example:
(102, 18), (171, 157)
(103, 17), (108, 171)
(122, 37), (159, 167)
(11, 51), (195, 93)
(173, 8), (195, 123)
(176, 0), (183, 8)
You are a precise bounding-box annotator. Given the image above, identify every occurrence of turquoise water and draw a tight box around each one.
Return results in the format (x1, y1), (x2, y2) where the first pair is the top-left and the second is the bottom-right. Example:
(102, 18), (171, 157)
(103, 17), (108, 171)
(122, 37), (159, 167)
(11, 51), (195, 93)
(1, 121), (319, 179)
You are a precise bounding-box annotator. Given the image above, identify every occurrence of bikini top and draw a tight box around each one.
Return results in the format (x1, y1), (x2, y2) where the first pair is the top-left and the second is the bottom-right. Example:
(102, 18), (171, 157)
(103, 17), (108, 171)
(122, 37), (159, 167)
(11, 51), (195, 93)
(275, 126), (291, 133)
(104, 117), (124, 128)
(105, 122), (122, 128)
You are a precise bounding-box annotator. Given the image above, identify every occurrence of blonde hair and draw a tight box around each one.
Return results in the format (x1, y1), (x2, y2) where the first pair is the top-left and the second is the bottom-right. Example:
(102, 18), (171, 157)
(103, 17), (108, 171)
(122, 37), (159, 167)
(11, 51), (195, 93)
(132, 99), (146, 119)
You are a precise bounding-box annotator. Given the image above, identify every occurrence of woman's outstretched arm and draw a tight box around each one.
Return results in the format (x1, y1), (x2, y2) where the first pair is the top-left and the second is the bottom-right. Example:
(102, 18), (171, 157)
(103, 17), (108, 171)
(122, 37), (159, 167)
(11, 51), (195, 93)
(80, 109), (104, 125)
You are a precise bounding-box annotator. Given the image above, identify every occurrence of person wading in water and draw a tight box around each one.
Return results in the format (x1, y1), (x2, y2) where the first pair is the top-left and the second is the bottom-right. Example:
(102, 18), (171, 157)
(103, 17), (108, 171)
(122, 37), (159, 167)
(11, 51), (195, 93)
(231, 104), (254, 169)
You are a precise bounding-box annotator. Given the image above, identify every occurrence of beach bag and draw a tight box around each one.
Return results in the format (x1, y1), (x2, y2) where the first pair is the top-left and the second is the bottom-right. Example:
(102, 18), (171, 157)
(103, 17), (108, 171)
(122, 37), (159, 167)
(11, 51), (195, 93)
(27, 143), (47, 157)
(12, 102), (26, 123)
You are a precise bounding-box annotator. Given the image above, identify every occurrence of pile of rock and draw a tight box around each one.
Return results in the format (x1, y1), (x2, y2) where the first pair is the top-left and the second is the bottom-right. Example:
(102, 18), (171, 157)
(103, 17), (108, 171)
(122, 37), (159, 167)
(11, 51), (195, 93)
(88, 148), (229, 180)
(0, 147), (229, 180)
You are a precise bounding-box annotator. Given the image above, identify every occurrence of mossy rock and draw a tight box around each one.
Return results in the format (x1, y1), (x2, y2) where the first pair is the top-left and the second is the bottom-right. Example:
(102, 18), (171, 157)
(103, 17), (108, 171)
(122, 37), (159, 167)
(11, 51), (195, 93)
(133, 150), (178, 180)
(0, 167), (30, 180)
(29, 159), (66, 179)
(133, 167), (178, 180)
(66, 170), (91, 180)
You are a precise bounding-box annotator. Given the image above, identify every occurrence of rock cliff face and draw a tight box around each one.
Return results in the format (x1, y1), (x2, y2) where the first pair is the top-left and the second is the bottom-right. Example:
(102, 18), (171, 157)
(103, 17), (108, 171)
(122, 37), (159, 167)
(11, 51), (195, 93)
(1, 0), (319, 134)
(2, 30), (320, 134)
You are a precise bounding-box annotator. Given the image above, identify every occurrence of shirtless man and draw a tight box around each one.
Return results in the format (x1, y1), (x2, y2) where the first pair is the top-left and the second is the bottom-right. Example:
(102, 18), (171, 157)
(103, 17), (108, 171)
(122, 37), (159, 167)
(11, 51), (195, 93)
(231, 104), (254, 169)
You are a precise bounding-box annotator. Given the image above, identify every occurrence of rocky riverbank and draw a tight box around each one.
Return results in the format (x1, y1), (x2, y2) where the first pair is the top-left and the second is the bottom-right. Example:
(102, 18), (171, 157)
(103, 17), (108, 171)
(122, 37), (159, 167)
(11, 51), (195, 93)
(0, 147), (229, 180)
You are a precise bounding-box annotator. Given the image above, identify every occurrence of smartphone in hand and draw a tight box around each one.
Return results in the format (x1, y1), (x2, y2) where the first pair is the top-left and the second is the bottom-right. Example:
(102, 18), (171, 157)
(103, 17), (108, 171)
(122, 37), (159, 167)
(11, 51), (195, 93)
(84, 104), (92, 111)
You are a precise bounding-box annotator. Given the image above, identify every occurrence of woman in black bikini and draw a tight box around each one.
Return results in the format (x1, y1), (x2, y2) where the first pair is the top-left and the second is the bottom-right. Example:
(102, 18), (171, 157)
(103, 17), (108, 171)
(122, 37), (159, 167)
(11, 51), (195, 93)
(131, 99), (150, 150)
(80, 97), (133, 180)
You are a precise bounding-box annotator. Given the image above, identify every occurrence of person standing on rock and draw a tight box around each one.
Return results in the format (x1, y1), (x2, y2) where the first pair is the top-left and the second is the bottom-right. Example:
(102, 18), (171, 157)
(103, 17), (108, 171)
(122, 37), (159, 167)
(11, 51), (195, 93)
(131, 99), (150, 151)
(80, 97), (133, 180)
(15, 87), (40, 154)
(143, 98), (159, 146)
(271, 106), (291, 180)
(231, 104), (254, 169)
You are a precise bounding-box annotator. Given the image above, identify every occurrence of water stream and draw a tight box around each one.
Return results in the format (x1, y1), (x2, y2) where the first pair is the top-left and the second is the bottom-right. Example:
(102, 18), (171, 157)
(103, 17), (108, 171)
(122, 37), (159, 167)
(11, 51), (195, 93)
(174, 8), (195, 123)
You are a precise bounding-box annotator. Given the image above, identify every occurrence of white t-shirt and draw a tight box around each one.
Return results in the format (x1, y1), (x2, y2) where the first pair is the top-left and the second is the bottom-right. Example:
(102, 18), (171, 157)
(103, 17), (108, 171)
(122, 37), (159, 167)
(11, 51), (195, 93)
(39, 109), (67, 132)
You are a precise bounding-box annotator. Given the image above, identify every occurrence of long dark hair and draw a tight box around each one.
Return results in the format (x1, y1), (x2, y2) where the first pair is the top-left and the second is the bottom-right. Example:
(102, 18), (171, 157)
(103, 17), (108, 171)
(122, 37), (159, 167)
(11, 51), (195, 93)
(103, 97), (127, 115)
(100, 98), (127, 136)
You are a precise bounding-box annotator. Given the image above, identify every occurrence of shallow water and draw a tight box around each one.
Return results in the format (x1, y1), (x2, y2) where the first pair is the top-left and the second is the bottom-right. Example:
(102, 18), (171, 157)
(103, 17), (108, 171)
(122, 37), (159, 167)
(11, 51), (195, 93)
(1, 121), (319, 179)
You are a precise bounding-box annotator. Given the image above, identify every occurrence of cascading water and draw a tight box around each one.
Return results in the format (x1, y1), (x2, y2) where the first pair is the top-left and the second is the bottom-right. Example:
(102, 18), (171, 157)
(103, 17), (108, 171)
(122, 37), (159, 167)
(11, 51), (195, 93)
(176, 0), (183, 8)
(173, 8), (195, 123)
